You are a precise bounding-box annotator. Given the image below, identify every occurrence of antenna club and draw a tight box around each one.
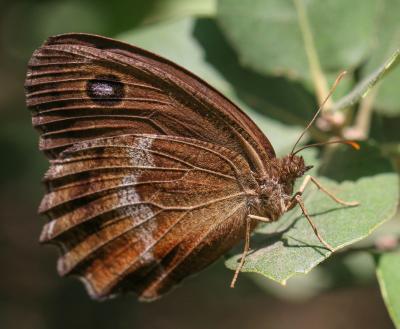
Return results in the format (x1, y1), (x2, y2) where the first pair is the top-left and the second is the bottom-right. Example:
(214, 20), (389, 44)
(346, 141), (360, 150)
(336, 70), (348, 82)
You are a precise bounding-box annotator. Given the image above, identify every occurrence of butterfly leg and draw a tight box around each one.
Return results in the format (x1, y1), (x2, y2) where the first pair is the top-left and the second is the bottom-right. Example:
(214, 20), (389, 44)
(247, 214), (273, 222)
(294, 194), (334, 251)
(230, 214), (271, 288)
(290, 175), (359, 251)
(297, 175), (359, 206)
(230, 216), (251, 288)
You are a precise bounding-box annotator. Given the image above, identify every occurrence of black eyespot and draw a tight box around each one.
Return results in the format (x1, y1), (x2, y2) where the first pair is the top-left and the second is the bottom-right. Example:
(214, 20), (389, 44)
(87, 74), (124, 106)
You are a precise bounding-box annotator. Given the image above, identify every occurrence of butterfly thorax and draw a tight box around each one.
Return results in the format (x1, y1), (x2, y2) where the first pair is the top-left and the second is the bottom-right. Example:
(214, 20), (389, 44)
(253, 155), (312, 220)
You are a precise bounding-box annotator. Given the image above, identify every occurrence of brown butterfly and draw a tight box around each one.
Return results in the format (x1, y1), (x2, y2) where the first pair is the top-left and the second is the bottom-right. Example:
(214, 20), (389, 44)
(25, 33), (358, 302)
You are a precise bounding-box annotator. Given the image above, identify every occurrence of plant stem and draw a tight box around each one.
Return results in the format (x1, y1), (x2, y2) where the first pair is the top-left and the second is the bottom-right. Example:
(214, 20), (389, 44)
(332, 49), (400, 113)
(344, 89), (377, 140)
(294, 0), (330, 108)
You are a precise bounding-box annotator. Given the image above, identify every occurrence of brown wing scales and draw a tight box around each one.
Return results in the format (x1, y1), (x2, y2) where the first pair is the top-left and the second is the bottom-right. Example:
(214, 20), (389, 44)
(25, 33), (273, 300)
(39, 135), (255, 300)
(26, 33), (274, 168)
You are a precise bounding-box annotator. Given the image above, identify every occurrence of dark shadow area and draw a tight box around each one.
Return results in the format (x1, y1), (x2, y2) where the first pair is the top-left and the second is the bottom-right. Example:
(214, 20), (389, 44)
(370, 112), (400, 143)
(284, 236), (328, 256)
(319, 141), (395, 182)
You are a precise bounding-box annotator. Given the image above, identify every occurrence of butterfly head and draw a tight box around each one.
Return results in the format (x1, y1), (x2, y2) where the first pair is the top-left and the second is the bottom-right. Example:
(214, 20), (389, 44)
(276, 154), (313, 196)
(254, 155), (313, 220)
(282, 154), (313, 179)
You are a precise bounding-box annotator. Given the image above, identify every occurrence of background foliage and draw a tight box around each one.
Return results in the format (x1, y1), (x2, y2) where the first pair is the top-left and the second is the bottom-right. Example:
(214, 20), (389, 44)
(1, 0), (399, 328)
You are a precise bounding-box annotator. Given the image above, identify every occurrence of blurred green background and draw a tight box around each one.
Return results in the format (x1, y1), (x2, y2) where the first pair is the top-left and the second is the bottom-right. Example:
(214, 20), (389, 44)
(1, 0), (399, 328)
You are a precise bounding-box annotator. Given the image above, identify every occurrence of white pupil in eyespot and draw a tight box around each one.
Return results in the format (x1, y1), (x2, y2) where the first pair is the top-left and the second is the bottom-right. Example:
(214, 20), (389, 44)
(91, 82), (114, 97)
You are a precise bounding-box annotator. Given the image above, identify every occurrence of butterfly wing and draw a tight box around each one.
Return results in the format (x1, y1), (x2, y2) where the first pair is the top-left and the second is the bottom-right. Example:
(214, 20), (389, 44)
(25, 33), (272, 300)
(38, 134), (255, 300)
(26, 33), (274, 170)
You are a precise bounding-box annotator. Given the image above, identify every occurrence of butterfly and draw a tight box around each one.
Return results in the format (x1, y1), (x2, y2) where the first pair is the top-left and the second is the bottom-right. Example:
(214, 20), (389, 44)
(25, 33), (358, 301)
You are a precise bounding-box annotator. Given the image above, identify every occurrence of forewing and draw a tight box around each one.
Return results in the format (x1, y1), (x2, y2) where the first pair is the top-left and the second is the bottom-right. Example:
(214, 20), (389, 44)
(25, 33), (274, 173)
(39, 134), (256, 300)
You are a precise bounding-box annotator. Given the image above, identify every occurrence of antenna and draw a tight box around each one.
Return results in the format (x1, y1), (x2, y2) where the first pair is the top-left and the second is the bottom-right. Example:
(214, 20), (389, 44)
(292, 139), (360, 155)
(291, 70), (348, 155)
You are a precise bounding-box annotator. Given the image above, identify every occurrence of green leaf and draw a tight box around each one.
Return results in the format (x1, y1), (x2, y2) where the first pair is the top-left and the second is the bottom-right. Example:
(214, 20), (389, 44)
(373, 66), (400, 116)
(377, 251), (400, 329)
(143, 0), (216, 24)
(361, 0), (400, 115)
(225, 143), (399, 284)
(216, 0), (379, 81)
(117, 17), (306, 153)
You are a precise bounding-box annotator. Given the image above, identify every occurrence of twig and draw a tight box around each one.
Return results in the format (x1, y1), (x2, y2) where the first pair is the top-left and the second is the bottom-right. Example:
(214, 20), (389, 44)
(332, 49), (400, 113)
(294, 0), (331, 108)
(343, 89), (377, 140)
